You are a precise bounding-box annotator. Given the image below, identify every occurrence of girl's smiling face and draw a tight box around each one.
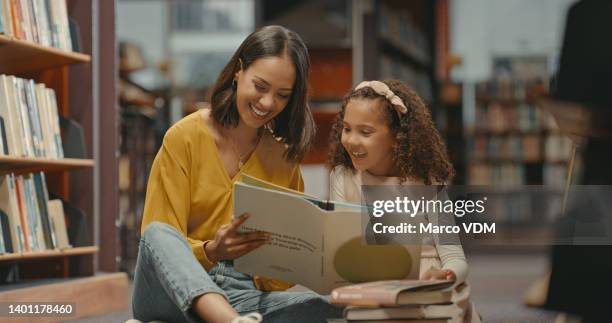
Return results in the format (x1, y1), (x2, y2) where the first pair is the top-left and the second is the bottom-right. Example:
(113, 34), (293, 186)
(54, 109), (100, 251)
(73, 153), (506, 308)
(341, 98), (397, 176)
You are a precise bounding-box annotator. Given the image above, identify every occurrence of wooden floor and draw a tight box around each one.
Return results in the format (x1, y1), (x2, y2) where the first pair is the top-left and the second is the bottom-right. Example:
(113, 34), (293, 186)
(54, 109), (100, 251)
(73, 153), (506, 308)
(65, 251), (564, 323)
(0, 272), (129, 322)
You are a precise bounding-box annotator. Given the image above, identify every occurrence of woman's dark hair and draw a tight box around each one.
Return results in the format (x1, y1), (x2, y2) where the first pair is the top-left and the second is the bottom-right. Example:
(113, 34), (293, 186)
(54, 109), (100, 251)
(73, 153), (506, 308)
(328, 80), (455, 185)
(209, 25), (314, 162)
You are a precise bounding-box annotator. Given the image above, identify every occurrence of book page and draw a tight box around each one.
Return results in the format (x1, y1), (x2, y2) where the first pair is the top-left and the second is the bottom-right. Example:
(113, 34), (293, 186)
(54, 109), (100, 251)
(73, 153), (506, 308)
(233, 182), (323, 289)
(322, 211), (421, 294)
(240, 173), (317, 199)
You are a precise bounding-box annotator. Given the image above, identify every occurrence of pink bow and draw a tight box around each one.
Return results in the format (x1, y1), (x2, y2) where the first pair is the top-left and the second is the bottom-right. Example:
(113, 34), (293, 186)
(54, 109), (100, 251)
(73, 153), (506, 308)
(354, 81), (408, 115)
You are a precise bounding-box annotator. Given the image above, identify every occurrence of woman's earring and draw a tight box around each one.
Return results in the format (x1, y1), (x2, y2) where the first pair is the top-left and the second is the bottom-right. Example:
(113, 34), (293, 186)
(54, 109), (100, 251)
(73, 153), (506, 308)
(232, 78), (237, 89)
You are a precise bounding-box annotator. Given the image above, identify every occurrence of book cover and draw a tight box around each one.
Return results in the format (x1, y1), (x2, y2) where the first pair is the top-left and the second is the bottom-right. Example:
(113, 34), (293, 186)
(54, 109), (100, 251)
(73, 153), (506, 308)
(34, 83), (55, 158)
(23, 175), (44, 250)
(33, 172), (55, 249)
(47, 199), (69, 248)
(233, 176), (421, 294)
(13, 77), (34, 157)
(14, 176), (31, 251)
(0, 0), (14, 36)
(24, 80), (45, 157)
(46, 89), (63, 157)
(344, 304), (456, 321)
(0, 174), (24, 253)
(331, 280), (454, 307)
(0, 209), (12, 253)
(0, 75), (23, 156)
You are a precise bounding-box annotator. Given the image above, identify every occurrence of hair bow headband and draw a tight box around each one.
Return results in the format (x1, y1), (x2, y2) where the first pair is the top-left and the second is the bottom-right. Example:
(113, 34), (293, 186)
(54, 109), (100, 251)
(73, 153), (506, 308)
(354, 81), (408, 115)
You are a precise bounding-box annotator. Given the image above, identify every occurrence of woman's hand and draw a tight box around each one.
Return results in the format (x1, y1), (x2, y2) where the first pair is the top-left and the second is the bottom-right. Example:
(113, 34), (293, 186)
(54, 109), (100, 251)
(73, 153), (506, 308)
(205, 213), (271, 262)
(421, 267), (456, 281)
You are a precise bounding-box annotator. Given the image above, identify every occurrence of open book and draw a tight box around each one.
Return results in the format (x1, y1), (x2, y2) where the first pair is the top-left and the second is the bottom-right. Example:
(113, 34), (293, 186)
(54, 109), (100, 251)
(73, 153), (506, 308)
(233, 175), (421, 294)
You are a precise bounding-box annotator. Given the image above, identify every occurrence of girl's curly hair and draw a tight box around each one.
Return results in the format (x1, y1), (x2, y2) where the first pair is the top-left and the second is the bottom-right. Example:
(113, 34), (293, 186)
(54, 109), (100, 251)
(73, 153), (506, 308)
(328, 79), (455, 185)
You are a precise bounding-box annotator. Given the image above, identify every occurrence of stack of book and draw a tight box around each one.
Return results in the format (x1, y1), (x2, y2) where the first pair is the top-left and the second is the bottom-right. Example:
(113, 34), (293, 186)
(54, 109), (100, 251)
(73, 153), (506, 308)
(329, 280), (456, 323)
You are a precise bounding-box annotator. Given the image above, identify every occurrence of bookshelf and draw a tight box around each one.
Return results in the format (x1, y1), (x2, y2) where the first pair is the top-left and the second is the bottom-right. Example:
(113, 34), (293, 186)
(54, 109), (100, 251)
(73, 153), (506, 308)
(364, 0), (436, 103)
(0, 246), (98, 261)
(0, 35), (90, 75)
(0, 156), (94, 175)
(460, 78), (576, 251)
(467, 79), (574, 187)
(0, 0), (127, 319)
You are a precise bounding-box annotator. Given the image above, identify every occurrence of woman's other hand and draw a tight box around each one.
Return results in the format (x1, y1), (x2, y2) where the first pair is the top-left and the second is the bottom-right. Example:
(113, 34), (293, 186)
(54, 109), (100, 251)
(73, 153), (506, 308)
(205, 213), (271, 262)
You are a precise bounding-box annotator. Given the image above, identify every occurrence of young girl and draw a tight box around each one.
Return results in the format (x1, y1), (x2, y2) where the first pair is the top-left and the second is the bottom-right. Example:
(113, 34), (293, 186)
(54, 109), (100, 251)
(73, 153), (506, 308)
(132, 26), (342, 323)
(328, 80), (480, 323)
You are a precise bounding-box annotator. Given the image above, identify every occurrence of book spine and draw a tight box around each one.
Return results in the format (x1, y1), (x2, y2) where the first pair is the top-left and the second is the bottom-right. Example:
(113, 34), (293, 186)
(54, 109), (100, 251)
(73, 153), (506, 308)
(25, 80), (45, 157)
(13, 78), (34, 156)
(14, 176), (31, 251)
(46, 89), (63, 157)
(9, 0), (24, 40)
(1, 0), (14, 36)
(23, 175), (43, 250)
(17, 0), (31, 41)
(7, 174), (23, 253)
(35, 83), (54, 158)
(57, 0), (70, 51)
(4, 76), (24, 156)
(33, 172), (54, 249)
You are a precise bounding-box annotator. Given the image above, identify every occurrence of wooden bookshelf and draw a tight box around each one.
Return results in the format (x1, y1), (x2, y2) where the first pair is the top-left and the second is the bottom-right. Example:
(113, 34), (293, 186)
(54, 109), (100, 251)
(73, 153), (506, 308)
(0, 156), (94, 175)
(0, 35), (90, 75)
(0, 246), (98, 261)
(0, 0), (126, 318)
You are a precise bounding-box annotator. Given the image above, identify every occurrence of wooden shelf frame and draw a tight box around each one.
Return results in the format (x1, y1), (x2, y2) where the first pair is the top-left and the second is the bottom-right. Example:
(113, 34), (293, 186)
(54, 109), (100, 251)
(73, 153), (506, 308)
(0, 156), (94, 175)
(0, 35), (91, 75)
(0, 246), (98, 262)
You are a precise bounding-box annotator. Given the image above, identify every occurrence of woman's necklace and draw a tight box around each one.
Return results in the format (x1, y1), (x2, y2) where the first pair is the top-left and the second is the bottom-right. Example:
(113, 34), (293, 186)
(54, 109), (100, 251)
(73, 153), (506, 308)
(229, 129), (263, 169)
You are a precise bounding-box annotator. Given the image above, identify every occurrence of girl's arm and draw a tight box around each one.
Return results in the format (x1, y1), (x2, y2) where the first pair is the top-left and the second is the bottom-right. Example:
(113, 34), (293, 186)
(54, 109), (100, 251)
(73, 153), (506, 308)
(435, 244), (469, 284)
(329, 166), (347, 201)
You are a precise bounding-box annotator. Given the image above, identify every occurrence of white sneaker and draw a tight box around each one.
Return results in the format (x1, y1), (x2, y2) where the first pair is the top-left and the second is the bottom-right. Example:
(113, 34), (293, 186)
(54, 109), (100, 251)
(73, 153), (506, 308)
(231, 312), (263, 323)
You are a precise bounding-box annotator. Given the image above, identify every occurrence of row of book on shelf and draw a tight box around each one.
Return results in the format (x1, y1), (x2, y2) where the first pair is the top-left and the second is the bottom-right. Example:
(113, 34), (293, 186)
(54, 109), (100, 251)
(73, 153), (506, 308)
(0, 74), (64, 159)
(0, 172), (70, 254)
(328, 280), (455, 323)
(380, 54), (433, 103)
(378, 4), (431, 65)
(469, 134), (574, 162)
(475, 78), (547, 101)
(474, 102), (556, 133)
(0, 0), (73, 51)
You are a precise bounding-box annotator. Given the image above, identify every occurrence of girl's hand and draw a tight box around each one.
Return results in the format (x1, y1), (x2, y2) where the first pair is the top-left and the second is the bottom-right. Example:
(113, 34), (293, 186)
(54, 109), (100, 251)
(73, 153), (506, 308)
(421, 267), (456, 281)
(205, 213), (271, 262)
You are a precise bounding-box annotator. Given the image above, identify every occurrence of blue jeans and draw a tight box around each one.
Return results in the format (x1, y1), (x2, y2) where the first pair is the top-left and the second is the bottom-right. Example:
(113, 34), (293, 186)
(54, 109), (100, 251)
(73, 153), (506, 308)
(132, 222), (343, 322)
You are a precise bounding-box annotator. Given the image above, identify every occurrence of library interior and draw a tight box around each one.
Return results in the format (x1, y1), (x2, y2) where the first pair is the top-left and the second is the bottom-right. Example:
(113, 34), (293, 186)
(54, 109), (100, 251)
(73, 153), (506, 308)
(0, 0), (611, 322)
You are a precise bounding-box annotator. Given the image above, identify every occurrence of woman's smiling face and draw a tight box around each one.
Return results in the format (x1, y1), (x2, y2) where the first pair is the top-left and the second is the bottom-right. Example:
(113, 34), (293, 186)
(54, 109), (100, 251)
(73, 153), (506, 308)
(234, 54), (296, 129)
(341, 98), (396, 176)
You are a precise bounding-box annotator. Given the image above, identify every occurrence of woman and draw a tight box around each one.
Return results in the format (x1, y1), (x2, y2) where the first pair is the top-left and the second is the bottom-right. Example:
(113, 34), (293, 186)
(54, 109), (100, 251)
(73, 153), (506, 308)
(132, 25), (342, 323)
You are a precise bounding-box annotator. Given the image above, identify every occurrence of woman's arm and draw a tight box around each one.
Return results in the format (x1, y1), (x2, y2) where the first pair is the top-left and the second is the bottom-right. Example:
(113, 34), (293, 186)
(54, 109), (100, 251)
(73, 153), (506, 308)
(141, 126), (219, 270)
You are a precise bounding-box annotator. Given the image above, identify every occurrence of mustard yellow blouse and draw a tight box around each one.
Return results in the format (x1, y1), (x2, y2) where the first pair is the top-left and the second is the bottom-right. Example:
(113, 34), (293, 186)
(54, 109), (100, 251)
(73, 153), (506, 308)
(141, 109), (303, 291)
